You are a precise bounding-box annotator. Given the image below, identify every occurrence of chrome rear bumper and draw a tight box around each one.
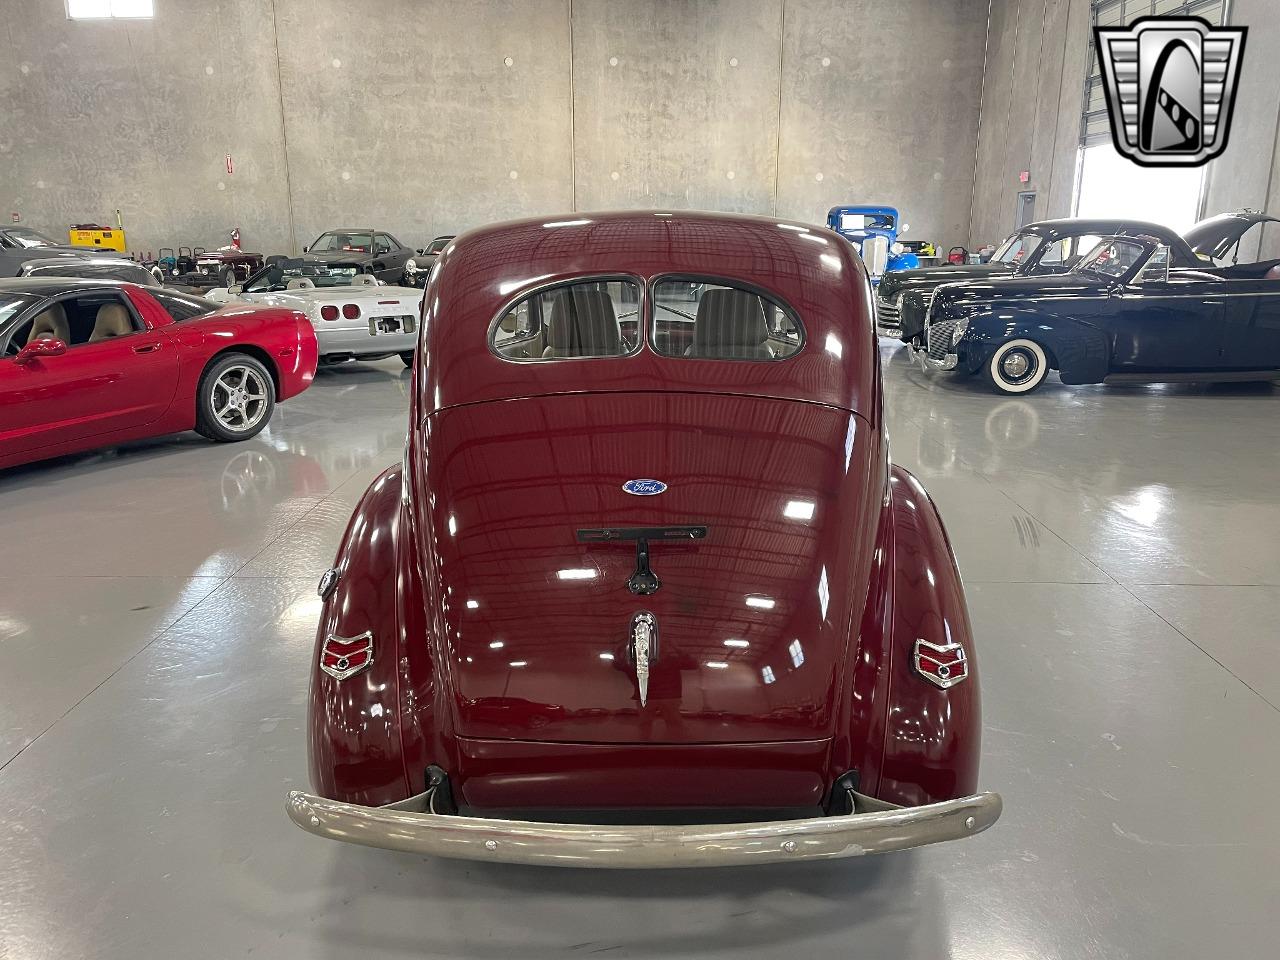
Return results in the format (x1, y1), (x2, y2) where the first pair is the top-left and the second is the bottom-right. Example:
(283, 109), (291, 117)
(286, 788), (1002, 868)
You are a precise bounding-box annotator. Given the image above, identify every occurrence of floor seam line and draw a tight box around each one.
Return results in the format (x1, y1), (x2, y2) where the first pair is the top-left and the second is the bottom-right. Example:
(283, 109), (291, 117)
(1122, 586), (1280, 714)
(0, 573), (235, 775)
(223, 465), (385, 578)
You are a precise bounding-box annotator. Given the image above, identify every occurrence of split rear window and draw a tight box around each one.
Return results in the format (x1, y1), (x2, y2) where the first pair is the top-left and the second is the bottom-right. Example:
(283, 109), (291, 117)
(490, 278), (803, 362)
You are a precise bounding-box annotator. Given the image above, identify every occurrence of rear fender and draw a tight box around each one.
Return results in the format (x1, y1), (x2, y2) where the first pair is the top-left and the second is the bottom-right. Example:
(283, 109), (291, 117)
(878, 465), (981, 806)
(308, 465), (437, 805)
(964, 306), (1109, 383)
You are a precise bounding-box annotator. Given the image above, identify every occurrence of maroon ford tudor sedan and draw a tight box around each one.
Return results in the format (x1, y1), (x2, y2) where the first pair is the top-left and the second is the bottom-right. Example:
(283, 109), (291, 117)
(286, 211), (1002, 868)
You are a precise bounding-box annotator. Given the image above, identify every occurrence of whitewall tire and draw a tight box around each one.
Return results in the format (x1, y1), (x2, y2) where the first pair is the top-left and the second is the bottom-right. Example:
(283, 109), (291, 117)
(985, 339), (1049, 395)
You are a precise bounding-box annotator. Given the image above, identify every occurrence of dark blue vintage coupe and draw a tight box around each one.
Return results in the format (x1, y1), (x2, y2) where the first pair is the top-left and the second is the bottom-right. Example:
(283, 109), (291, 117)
(914, 233), (1280, 394)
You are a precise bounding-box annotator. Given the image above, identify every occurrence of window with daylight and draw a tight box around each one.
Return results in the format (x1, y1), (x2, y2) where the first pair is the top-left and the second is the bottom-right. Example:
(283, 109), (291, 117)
(66, 0), (154, 20)
(1073, 0), (1226, 232)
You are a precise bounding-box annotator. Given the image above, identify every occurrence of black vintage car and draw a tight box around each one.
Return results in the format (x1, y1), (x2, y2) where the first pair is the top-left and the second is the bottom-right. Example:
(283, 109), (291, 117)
(915, 234), (1280, 394)
(878, 217), (1214, 343)
(404, 234), (454, 288)
(302, 228), (413, 285)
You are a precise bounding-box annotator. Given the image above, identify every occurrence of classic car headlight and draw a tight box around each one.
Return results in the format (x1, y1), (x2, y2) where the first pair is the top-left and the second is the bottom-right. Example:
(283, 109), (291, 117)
(951, 318), (969, 345)
(405, 258), (418, 273)
(891, 242), (905, 255)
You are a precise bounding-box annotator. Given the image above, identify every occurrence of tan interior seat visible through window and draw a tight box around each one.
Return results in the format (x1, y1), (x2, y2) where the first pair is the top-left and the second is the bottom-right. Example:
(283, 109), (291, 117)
(89, 303), (134, 342)
(26, 303), (70, 345)
(542, 289), (621, 358)
(286, 278), (315, 290)
(686, 289), (774, 360)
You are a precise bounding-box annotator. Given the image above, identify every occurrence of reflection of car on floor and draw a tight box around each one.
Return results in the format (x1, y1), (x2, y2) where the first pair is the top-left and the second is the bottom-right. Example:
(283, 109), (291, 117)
(404, 234), (454, 288)
(0, 278), (317, 470)
(286, 210), (1001, 868)
(207, 258), (421, 366)
(303, 228), (414, 285)
(914, 233), (1280, 394)
(877, 217), (1209, 342)
(0, 226), (125, 277)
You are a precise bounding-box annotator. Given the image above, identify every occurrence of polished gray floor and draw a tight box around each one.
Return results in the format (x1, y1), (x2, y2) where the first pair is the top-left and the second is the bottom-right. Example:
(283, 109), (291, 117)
(2, 348), (1278, 959)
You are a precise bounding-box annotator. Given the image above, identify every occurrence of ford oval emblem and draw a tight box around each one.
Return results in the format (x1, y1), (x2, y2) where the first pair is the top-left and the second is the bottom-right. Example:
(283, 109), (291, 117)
(622, 479), (667, 496)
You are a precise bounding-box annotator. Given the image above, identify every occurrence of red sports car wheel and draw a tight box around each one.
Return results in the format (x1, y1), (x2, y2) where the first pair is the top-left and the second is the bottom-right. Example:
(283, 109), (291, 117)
(196, 353), (276, 442)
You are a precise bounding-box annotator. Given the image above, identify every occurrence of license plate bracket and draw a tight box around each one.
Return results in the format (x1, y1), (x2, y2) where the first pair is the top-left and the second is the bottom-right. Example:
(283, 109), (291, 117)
(369, 315), (414, 337)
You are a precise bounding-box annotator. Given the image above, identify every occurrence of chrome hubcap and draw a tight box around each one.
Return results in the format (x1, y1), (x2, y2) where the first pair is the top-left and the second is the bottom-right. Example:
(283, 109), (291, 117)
(1002, 353), (1029, 378)
(212, 365), (269, 432)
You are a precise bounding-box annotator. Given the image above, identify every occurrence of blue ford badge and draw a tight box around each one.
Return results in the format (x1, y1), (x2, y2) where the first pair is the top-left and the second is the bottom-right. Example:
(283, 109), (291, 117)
(622, 479), (667, 496)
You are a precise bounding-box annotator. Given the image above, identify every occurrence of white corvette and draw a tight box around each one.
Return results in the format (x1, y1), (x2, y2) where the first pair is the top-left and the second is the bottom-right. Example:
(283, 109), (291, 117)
(207, 259), (422, 366)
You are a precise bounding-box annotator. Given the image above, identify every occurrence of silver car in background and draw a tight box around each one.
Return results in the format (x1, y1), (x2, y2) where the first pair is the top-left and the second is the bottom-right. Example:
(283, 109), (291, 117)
(208, 259), (422, 367)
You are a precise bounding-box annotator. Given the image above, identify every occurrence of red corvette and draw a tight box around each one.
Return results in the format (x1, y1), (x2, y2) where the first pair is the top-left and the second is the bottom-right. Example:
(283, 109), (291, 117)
(0, 278), (317, 471)
(288, 211), (1001, 867)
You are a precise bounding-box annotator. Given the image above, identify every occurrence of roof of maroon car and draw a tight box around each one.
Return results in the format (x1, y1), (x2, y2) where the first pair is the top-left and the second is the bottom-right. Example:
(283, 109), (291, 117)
(419, 210), (879, 419)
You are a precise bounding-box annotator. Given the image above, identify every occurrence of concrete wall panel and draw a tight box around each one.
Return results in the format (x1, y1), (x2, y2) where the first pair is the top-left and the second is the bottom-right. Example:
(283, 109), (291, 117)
(275, 0), (573, 250)
(1045, 0), (1090, 222)
(777, 0), (989, 251)
(570, 0), (783, 214)
(0, 0), (293, 254)
(970, 0), (1090, 246)
(1203, 0), (1280, 261)
(2, 0), (989, 256)
(970, 0), (1014, 245)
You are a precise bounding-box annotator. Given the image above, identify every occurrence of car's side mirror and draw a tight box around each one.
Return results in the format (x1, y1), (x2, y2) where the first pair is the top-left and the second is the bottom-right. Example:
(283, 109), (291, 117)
(302, 246), (309, 253)
(15, 337), (68, 364)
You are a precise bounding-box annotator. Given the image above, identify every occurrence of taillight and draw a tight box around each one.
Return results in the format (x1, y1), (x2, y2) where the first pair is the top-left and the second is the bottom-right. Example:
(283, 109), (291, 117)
(342, 303), (361, 319)
(319, 631), (374, 681)
(320, 304), (339, 321)
(913, 639), (968, 689)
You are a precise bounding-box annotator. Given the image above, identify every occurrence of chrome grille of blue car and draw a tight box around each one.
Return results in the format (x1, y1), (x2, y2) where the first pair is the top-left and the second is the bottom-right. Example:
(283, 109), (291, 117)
(926, 318), (955, 360)
(876, 295), (901, 328)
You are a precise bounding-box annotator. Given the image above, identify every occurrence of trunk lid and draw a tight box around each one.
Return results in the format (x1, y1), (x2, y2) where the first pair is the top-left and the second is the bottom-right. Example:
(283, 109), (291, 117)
(418, 392), (881, 744)
(1182, 212), (1280, 262)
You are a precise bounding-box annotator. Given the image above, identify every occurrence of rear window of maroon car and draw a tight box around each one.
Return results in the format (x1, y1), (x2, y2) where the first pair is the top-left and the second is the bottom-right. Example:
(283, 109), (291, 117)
(490, 276), (804, 362)
(491, 278), (641, 360)
(651, 279), (803, 360)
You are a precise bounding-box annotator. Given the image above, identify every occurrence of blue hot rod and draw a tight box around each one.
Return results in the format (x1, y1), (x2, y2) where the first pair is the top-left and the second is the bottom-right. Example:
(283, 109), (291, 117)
(826, 205), (920, 284)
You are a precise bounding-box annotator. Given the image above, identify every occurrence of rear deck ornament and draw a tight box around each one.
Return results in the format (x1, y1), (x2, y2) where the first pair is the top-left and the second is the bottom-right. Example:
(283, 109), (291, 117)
(1095, 16), (1246, 167)
(629, 612), (658, 706)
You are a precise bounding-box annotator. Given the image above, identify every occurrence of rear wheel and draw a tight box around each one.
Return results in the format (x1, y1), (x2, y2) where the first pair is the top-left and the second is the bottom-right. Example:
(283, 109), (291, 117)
(195, 353), (276, 442)
(985, 338), (1049, 395)
(400, 351), (415, 368)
